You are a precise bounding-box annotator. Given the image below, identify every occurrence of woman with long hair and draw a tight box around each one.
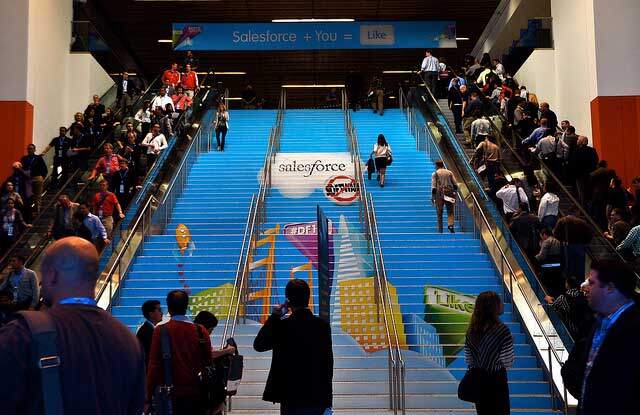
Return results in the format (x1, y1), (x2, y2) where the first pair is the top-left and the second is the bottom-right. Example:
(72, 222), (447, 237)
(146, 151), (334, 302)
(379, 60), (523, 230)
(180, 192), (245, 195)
(464, 291), (514, 415)
(213, 103), (230, 151)
(373, 134), (391, 187)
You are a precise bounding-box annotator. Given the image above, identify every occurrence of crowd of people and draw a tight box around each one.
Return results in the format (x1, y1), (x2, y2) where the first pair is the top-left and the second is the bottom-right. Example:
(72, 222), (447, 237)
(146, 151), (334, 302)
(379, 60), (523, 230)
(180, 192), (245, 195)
(0, 237), (333, 415)
(428, 52), (640, 336)
(0, 56), (211, 258)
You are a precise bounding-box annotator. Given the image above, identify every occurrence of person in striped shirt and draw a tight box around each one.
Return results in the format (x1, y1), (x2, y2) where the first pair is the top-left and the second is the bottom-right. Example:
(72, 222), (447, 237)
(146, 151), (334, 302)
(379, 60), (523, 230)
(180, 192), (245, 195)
(464, 291), (515, 415)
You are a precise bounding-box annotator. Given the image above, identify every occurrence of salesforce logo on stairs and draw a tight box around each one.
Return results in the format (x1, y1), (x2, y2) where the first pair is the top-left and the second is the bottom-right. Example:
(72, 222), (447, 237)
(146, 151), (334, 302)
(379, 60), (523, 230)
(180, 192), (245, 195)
(270, 152), (355, 200)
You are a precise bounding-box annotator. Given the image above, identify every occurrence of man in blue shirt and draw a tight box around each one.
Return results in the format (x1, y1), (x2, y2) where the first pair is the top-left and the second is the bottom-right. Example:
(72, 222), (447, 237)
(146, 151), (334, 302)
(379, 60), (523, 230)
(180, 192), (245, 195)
(78, 203), (109, 251)
(521, 118), (551, 147)
(561, 259), (640, 414)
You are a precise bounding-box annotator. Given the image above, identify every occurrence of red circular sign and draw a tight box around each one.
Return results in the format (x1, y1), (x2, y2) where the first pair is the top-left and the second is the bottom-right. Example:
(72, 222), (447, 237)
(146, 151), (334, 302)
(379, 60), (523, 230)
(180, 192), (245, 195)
(324, 175), (360, 205)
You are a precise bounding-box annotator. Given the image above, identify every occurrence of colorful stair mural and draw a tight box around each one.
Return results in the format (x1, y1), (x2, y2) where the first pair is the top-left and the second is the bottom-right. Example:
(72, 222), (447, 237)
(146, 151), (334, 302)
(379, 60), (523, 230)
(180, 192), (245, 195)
(111, 108), (560, 414)
(353, 108), (559, 413)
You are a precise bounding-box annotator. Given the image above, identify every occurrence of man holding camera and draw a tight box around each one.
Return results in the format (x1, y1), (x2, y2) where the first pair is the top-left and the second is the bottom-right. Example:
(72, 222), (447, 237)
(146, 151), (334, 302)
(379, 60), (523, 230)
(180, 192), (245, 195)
(254, 279), (333, 415)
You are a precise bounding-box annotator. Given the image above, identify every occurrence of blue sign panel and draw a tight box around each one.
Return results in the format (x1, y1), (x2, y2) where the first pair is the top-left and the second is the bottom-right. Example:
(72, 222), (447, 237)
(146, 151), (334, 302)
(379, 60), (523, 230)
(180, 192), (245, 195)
(172, 21), (456, 51)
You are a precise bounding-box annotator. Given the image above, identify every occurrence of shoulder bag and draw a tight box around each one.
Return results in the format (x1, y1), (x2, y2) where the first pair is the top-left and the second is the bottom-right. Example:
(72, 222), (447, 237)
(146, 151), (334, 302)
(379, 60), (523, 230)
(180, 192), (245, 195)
(196, 326), (228, 406)
(457, 367), (485, 403)
(152, 325), (174, 415)
(17, 311), (64, 415)
(435, 172), (456, 204)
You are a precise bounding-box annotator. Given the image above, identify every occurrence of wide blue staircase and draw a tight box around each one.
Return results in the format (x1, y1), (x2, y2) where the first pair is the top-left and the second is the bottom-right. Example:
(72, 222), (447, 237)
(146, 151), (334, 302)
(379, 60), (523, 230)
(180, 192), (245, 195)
(110, 107), (559, 414)
(111, 110), (276, 329)
(353, 108), (558, 414)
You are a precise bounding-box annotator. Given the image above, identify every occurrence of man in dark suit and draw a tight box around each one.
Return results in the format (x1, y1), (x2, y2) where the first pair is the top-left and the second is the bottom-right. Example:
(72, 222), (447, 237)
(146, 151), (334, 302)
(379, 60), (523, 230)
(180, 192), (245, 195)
(136, 299), (163, 368)
(561, 259), (640, 414)
(254, 279), (333, 415)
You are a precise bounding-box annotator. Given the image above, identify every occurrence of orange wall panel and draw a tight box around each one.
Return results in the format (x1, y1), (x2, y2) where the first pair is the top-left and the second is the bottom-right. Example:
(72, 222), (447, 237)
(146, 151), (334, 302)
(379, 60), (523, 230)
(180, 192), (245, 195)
(0, 101), (33, 178)
(591, 96), (640, 186)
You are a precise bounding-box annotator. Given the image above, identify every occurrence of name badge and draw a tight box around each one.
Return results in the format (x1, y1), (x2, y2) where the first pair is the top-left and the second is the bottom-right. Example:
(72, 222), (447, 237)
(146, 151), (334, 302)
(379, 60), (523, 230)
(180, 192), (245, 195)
(119, 184), (125, 194)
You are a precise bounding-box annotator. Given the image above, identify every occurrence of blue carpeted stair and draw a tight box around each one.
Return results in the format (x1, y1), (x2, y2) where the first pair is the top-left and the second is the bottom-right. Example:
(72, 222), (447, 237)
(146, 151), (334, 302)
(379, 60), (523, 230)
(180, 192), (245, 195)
(352, 108), (558, 414)
(111, 109), (277, 327)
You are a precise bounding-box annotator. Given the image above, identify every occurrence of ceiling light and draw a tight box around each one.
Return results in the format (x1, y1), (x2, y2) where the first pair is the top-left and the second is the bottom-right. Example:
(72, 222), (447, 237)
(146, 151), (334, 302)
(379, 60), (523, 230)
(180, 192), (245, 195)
(157, 39), (173, 43)
(272, 18), (355, 23)
(456, 37), (470, 41)
(225, 97), (243, 100)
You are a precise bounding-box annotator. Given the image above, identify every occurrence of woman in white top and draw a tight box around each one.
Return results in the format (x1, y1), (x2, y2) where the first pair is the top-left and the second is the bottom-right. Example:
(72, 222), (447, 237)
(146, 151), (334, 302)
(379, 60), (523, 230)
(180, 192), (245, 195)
(373, 134), (392, 188)
(213, 103), (230, 151)
(135, 100), (152, 137)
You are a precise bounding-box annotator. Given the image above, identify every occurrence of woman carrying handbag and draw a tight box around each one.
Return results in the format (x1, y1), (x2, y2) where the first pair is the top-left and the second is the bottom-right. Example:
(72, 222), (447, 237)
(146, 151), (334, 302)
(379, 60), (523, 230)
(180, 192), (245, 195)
(459, 291), (514, 415)
(373, 134), (392, 188)
(213, 103), (230, 151)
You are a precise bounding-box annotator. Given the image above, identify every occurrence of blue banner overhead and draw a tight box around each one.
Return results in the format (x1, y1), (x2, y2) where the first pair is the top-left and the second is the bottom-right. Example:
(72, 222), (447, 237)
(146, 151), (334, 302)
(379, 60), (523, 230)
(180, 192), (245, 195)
(172, 21), (456, 51)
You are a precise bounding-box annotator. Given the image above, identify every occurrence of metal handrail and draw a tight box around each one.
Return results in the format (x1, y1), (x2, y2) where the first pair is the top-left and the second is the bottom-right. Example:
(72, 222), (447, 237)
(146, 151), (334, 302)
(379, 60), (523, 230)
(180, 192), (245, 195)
(222, 88), (285, 347)
(400, 86), (573, 411)
(95, 115), (211, 309)
(343, 91), (401, 413)
(410, 78), (580, 341)
(369, 194), (405, 414)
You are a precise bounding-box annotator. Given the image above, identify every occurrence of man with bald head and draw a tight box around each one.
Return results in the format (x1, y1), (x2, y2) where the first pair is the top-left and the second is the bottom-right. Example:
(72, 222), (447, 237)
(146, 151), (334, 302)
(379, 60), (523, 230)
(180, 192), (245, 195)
(0, 237), (145, 414)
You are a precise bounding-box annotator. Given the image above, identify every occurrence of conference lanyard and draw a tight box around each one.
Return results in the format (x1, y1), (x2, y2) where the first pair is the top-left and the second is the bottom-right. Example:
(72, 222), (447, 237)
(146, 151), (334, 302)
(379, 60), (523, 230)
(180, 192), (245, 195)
(59, 297), (98, 307)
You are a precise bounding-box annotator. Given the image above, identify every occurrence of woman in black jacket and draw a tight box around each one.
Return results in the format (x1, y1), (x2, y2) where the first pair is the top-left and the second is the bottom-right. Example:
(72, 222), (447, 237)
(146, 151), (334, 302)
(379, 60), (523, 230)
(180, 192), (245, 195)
(464, 291), (514, 415)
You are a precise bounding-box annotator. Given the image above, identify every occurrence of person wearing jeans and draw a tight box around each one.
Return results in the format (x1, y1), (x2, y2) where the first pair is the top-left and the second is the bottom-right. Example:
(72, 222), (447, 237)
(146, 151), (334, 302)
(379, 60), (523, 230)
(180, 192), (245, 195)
(214, 103), (229, 151)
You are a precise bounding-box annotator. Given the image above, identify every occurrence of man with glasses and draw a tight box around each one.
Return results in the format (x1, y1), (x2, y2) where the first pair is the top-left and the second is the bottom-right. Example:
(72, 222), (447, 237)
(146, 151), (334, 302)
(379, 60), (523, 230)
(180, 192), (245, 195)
(137, 300), (163, 368)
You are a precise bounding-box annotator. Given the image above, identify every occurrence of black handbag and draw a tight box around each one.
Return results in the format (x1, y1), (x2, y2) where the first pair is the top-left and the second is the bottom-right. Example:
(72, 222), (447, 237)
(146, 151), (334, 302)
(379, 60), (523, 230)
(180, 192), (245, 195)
(196, 326), (228, 406)
(457, 367), (484, 403)
(386, 154), (393, 166)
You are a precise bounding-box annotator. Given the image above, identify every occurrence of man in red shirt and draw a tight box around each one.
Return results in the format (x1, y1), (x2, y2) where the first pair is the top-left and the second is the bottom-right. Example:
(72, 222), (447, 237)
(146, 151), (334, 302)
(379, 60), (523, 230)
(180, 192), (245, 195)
(92, 179), (125, 236)
(89, 143), (122, 181)
(180, 64), (199, 99)
(162, 63), (181, 94)
(146, 290), (212, 415)
(171, 86), (193, 112)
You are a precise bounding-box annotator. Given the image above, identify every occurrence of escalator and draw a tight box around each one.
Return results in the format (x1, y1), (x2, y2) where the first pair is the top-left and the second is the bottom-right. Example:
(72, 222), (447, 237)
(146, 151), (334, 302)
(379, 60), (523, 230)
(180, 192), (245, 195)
(0, 73), (199, 278)
(414, 74), (639, 286)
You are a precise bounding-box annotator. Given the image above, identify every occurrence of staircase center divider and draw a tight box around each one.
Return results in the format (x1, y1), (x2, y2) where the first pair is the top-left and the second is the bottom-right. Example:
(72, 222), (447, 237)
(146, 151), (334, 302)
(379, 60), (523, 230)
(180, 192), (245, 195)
(343, 89), (404, 415)
(400, 85), (573, 412)
(94, 73), (217, 309)
(221, 88), (284, 348)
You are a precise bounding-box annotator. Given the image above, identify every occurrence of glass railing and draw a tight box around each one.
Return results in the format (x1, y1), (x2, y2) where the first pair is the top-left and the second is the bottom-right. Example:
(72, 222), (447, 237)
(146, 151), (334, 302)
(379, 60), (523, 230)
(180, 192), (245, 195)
(95, 72), (217, 308)
(95, 105), (215, 309)
(401, 86), (573, 411)
(411, 72), (618, 345)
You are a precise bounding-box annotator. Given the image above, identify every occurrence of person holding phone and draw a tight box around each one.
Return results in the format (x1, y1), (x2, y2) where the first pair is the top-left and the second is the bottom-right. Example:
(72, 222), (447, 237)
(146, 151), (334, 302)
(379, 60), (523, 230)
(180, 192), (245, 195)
(253, 279), (333, 415)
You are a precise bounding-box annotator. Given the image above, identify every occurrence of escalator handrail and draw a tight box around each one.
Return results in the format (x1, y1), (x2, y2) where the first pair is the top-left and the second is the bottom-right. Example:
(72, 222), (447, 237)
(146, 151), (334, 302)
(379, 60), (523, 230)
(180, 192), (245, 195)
(402, 87), (571, 410)
(412, 81), (579, 343)
(0, 75), (161, 271)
